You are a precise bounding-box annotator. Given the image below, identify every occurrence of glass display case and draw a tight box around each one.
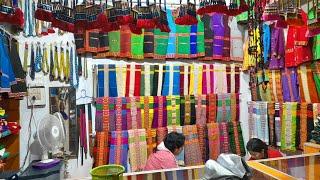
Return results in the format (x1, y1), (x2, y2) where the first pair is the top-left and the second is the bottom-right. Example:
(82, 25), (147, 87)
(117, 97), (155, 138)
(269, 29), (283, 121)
(247, 153), (320, 180)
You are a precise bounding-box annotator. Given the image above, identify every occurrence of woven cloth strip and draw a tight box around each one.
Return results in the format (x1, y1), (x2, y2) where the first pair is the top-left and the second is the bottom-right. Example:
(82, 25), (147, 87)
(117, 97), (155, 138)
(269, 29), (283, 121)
(94, 131), (108, 167)
(140, 96), (154, 129)
(216, 94), (231, 122)
(270, 70), (284, 102)
(190, 24), (198, 58)
(268, 102), (276, 146)
(146, 129), (157, 157)
(207, 123), (220, 160)
(180, 95), (196, 125)
(311, 61), (320, 96)
(167, 96), (181, 126)
(128, 129), (148, 172)
(298, 63), (319, 103)
(275, 103), (282, 146)
(214, 64), (227, 94)
(195, 95), (207, 125)
(152, 96), (167, 128)
(197, 124), (208, 163)
(143, 29), (154, 58)
(281, 102), (298, 151)
(126, 97), (142, 130)
(281, 67), (300, 102)
(299, 103), (315, 150)
(183, 125), (203, 166)
(108, 64), (118, 97)
(219, 122), (230, 153)
(154, 29), (169, 59)
(120, 25), (132, 58)
(156, 127), (168, 145)
(167, 126), (185, 166)
(115, 97), (127, 131)
(230, 93), (240, 122)
(176, 25), (190, 58)
(197, 16), (205, 57)
(208, 94), (217, 123)
(109, 130), (129, 171)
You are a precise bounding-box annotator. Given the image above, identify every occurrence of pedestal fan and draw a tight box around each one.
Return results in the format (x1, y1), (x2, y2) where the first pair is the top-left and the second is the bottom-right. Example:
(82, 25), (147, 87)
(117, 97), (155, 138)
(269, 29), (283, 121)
(32, 112), (66, 169)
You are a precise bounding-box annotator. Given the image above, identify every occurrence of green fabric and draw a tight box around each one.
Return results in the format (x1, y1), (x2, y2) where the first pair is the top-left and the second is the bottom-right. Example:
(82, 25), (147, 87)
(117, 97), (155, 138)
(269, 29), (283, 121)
(108, 31), (120, 55)
(313, 35), (320, 60)
(140, 66), (145, 96)
(131, 31), (144, 59)
(176, 25), (190, 57)
(166, 96), (181, 126)
(236, 0), (248, 24)
(257, 70), (272, 101)
(197, 16), (205, 56)
(154, 29), (169, 58)
(312, 62), (320, 96)
(281, 103), (297, 152)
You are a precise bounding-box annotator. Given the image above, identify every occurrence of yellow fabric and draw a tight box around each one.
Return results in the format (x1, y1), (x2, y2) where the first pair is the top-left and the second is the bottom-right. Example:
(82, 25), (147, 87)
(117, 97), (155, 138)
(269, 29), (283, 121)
(189, 65), (195, 95)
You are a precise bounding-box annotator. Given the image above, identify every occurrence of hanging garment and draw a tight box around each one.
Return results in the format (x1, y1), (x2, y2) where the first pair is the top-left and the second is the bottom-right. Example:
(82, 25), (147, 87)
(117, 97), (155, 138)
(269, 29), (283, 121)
(144, 29), (154, 58)
(207, 123), (220, 160)
(231, 93), (240, 122)
(167, 126), (185, 166)
(268, 102), (276, 147)
(111, 97), (127, 131)
(151, 65), (163, 96)
(211, 13), (230, 60)
(242, 37), (257, 71)
(202, 14), (213, 60)
(313, 34), (320, 60)
(95, 97), (110, 132)
(269, 70), (284, 102)
(297, 63), (319, 103)
(216, 94), (232, 123)
(180, 65), (190, 95)
(176, 25), (190, 58)
(166, 96), (181, 126)
(227, 18), (242, 62)
(156, 127), (168, 144)
(84, 29), (100, 53)
(190, 24), (198, 58)
(126, 97), (142, 130)
(108, 31), (121, 57)
(299, 103), (314, 150)
(9, 40), (27, 98)
(154, 29), (169, 59)
(180, 95), (196, 125)
(213, 64), (227, 94)
(285, 25), (312, 67)
(263, 23), (271, 63)
(219, 122), (230, 153)
(120, 25), (132, 58)
(227, 64), (241, 94)
(146, 129), (157, 157)
(229, 121), (246, 156)
(275, 103), (282, 146)
(131, 32), (144, 59)
(128, 129), (148, 172)
(202, 65), (211, 95)
(152, 96), (167, 128)
(140, 96), (154, 129)
(116, 64), (127, 97)
(183, 125), (203, 166)
(195, 95), (207, 125)
(97, 65), (109, 97)
(257, 70), (272, 102)
(109, 64), (118, 97)
(125, 64), (138, 97)
(236, 3), (248, 24)
(269, 26), (285, 70)
(77, 105), (88, 165)
(197, 16), (205, 57)
(281, 102), (298, 151)
(166, 9), (176, 59)
(281, 67), (300, 102)
(162, 65), (180, 96)
(0, 34), (16, 93)
(109, 130), (129, 172)
(312, 61), (320, 96)
(189, 64), (203, 95)
(197, 124), (208, 164)
(93, 132), (108, 167)
(140, 65), (153, 96)
(208, 94), (217, 123)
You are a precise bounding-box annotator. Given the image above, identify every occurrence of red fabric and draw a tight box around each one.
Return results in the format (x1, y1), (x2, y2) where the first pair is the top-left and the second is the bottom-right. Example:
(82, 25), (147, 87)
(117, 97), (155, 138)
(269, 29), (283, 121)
(144, 150), (178, 171)
(134, 65), (142, 96)
(125, 64), (131, 97)
(267, 148), (283, 158)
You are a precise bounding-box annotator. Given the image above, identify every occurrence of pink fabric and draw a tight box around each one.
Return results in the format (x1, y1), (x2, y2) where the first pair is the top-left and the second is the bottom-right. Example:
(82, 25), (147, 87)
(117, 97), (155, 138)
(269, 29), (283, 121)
(144, 143), (178, 171)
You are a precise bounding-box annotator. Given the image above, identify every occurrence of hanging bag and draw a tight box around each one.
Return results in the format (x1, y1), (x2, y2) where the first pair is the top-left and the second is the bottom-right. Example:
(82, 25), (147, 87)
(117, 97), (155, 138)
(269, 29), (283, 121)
(85, 0), (107, 30)
(35, 0), (54, 22)
(134, 0), (156, 29)
(51, 0), (75, 32)
(0, 0), (24, 28)
(197, 0), (228, 15)
(155, 0), (170, 32)
(114, 0), (133, 25)
(74, 1), (88, 31)
(102, 0), (120, 32)
(175, 0), (198, 25)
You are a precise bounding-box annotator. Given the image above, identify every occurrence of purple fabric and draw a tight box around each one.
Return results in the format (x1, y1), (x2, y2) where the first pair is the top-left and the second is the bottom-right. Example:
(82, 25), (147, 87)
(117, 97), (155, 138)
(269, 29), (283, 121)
(152, 96), (167, 128)
(269, 27), (285, 70)
(281, 67), (300, 102)
(211, 13), (224, 58)
(109, 110), (116, 131)
(109, 131), (129, 172)
(95, 110), (103, 132)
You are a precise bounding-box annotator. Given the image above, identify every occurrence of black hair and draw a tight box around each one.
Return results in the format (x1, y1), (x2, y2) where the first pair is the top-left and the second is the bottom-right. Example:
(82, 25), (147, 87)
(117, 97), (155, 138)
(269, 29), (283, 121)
(246, 138), (268, 158)
(164, 132), (185, 153)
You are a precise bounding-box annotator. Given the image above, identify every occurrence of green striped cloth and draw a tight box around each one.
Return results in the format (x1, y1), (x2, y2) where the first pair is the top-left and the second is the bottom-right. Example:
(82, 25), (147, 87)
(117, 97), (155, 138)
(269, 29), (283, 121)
(166, 96), (181, 126)
(108, 31), (120, 56)
(197, 16), (205, 57)
(176, 25), (190, 58)
(131, 31), (144, 59)
(154, 29), (169, 59)
(281, 102), (298, 152)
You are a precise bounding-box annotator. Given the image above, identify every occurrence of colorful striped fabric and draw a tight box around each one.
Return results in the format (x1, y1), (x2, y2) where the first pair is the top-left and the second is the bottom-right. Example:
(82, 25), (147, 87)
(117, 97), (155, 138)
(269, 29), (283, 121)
(180, 95), (196, 125)
(146, 129), (157, 157)
(166, 8), (176, 59)
(216, 94), (231, 123)
(108, 64), (118, 97)
(120, 25), (132, 58)
(109, 130), (129, 171)
(281, 67), (300, 102)
(97, 64), (109, 97)
(183, 125), (203, 166)
(190, 24), (197, 58)
(156, 127), (168, 144)
(144, 29), (154, 58)
(275, 103), (282, 146)
(154, 29), (169, 59)
(107, 31), (121, 57)
(207, 123), (220, 160)
(131, 31), (144, 59)
(197, 124), (208, 163)
(312, 61), (320, 96)
(257, 70), (272, 102)
(195, 95), (207, 125)
(153, 96), (167, 128)
(230, 93), (240, 122)
(268, 102), (276, 146)
(126, 97), (142, 130)
(202, 14), (213, 60)
(115, 97), (128, 131)
(128, 129), (148, 172)
(214, 64), (227, 94)
(229, 121), (246, 156)
(196, 16), (205, 57)
(208, 94), (217, 123)
(166, 96), (181, 126)
(297, 63), (319, 103)
(299, 103), (314, 150)
(176, 25), (190, 58)
(270, 70), (284, 102)
(94, 131), (108, 167)
(219, 122), (230, 153)
(140, 96), (154, 129)
(167, 126), (185, 166)
(281, 102), (298, 151)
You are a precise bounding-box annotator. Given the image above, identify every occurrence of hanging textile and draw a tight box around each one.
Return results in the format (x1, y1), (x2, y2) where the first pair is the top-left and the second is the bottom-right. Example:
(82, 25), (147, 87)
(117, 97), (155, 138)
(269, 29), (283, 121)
(108, 31), (121, 57)
(263, 23), (271, 63)
(113, 97), (127, 131)
(312, 61), (320, 96)
(299, 103), (314, 150)
(144, 29), (154, 58)
(176, 25), (190, 58)
(197, 16), (205, 57)
(269, 70), (283, 102)
(211, 13), (230, 61)
(213, 64), (227, 94)
(313, 35), (320, 60)
(195, 95), (207, 125)
(116, 64), (127, 97)
(109, 130), (129, 171)
(230, 93), (240, 122)
(134, 65), (142, 97)
(269, 26), (285, 70)
(126, 97), (142, 130)
(281, 67), (300, 102)
(167, 126), (185, 166)
(95, 97), (110, 132)
(268, 102), (276, 147)
(281, 102), (298, 151)
(120, 25), (132, 58)
(190, 24), (197, 58)
(183, 125), (202, 166)
(125, 64), (137, 97)
(166, 96), (181, 126)
(208, 94), (217, 123)
(93, 132), (109, 167)
(202, 65), (209, 95)
(156, 127), (168, 144)
(275, 103), (282, 146)
(77, 105), (87, 165)
(162, 65), (180, 96)
(140, 96), (154, 129)
(109, 64), (118, 97)
(131, 32), (144, 59)
(297, 63), (319, 103)
(180, 95), (196, 125)
(230, 17), (244, 61)
(97, 65), (109, 97)
(202, 14), (212, 60)
(166, 8), (176, 59)
(257, 70), (272, 102)
(189, 64), (203, 95)
(216, 94), (232, 123)
(227, 64), (240, 94)
(197, 124), (208, 163)
(88, 104), (93, 157)
(128, 129), (148, 172)
(152, 96), (167, 128)
(207, 123), (220, 160)
(153, 29), (169, 59)
(250, 101), (269, 145)
(219, 122), (230, 153)
(229, 121), (246, 156)
(146, 129), (157, 157)
(180, 65), (190, 95)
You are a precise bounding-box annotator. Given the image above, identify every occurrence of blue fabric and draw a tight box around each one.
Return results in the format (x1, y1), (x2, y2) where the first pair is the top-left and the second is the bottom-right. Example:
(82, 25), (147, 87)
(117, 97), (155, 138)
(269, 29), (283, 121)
(97, 65), (104, 97)
(172, 66), (180, 95)
(166, 9), (176, 57)
(190, 24), (198, 56)
(263, 23), (271, 63)
(0, 35), (16, 92)
(162, 65), (170, 96)
(108, 64), (118, 97)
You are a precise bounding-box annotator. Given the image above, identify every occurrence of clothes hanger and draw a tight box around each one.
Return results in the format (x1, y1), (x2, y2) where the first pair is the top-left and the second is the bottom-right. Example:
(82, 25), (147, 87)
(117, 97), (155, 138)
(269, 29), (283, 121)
(76, 89), (95, 101)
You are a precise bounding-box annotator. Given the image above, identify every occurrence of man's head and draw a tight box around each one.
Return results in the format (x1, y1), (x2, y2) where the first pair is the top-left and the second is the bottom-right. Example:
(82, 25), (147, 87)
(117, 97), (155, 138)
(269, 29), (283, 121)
(164, 132), (185, 155)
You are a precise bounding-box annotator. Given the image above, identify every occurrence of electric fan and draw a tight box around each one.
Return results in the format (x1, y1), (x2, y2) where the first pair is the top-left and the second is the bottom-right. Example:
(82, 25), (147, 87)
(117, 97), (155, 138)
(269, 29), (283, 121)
(32, 112), (66, 169)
